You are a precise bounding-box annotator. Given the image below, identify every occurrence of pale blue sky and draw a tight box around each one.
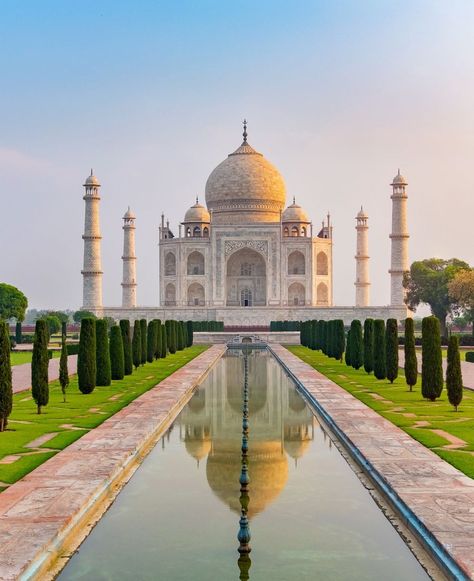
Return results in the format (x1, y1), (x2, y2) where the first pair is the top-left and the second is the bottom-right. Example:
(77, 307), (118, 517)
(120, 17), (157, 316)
(1, 0), (473, 309)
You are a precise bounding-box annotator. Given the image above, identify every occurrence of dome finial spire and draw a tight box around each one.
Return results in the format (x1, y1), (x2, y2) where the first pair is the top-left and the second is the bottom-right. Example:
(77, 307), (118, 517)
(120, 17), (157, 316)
(242, 119), (248, 143)
(293, 196), (296, 204)
(196, 195), (199, 204)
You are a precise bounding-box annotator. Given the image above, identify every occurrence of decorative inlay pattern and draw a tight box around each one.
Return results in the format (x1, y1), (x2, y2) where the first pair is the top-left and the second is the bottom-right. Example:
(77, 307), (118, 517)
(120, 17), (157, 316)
(224, 239), (269, 258)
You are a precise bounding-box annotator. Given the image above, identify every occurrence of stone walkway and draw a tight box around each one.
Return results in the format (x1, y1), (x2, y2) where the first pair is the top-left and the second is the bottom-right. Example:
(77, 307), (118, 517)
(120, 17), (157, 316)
(0, 344), (225, 580)
(272, 344), (474, 580)
(398, 349), (474, 391)
(12, 355), (78, 394)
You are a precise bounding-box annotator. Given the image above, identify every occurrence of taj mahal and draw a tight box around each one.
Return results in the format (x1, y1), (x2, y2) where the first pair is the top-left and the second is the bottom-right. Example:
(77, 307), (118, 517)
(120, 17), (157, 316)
(81, 121), (409, 325)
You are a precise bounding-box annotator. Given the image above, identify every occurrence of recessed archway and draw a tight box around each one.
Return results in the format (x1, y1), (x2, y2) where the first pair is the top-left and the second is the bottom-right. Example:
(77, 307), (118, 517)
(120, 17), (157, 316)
(288, 282), (305, 306)
(187, 251), (205, 275)
(288, 251), (305, 275)
(226, 248), (266, 307)
(317, 282), (328, 305)
(317, 252), (328, 275)
(164, 252), (176, 276)
(165, 283), (176, 305)
(187, 282), (205, 306)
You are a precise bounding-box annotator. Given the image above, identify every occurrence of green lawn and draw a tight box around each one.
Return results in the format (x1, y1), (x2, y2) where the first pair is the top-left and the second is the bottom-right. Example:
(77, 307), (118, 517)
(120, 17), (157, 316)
(10, 351), (61, 366)
(288, 346), (474, 479)
(415, 347), (471, 362)
(0, 346), (207, 488)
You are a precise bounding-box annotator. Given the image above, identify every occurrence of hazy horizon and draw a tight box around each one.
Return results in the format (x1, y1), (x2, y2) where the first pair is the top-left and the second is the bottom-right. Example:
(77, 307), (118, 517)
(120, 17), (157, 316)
(1, 0), (473, 312)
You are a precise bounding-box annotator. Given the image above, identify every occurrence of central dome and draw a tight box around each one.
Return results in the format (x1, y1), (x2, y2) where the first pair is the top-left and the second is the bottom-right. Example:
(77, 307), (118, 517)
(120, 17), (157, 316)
(205, 136), (286, 224)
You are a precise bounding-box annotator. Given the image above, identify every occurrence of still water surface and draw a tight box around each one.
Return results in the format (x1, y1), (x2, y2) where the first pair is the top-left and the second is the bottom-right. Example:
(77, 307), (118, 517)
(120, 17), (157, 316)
(60, 350), (428, 580)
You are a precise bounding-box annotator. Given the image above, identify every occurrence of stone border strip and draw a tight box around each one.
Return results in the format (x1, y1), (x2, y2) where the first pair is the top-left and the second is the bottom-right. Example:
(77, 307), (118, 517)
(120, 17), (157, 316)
(270, 344), (474, 581)
(0, 344), (225, 581)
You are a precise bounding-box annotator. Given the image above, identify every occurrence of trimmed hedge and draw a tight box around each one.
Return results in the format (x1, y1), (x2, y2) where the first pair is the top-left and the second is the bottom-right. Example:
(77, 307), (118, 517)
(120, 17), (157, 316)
(95, 319), (111, 386)
(466, 352), (474, 363)
(192, 321), (224, 332)
(0, 321), (13, 430)
(270, 320), (301, 331)
(78, 318), (96, 394)
(373, 320), (386, 380)
(421, 316), (443, 401)
(120, 319), (133, 375)
(110, 325), (125, 380)
(385, 318), (399, 384)
(32, 320), (50, 413)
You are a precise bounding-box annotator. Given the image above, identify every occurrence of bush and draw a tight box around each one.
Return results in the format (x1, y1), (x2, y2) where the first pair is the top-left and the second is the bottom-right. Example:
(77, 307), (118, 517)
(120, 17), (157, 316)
(385, 319), (399, 384)
(345, 329), (352, 367)
(466, 352), (474, 363)
(132, 320), (141, 369)
(78, 318), (96, 394)
(421, 316), (443, 401)
(110, 325), (125, 380)
(319, 321), (327, 354)
(153, 320), (162, 359)
(177, 321), (185, 351)
(160, 324), (167, 358)
(459, 335), (474, 346)
(120, 320), (133, 375)
(67, 343), (80, 356)
(350, 320), (363, 370)
(32, 319), (49, 412)
(166, 320), (177, 354)
(186, 321), (193, 347)
(373, 320), (386, 380)
(363, 319), (374, 374)
(147, 321), (156, 363)
(140, 319), (147, 365)
(404, 318), (418, 391)
(59, 334), (69, 402)
(446, 336), (463, 411)
(95, 319), (111, 386)
(0, 321), (13, 431)
(334, 320), (345, 362)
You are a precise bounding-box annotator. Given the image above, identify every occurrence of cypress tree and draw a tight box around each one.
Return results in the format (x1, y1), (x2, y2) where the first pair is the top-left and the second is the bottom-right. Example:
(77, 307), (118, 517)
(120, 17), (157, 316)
(307, 320), (314, 350)
(110, 325), (125, 380)
(120, 320), (133, 375)
(317, 320), (325, 351)
(363, 318), (374, 374)
(132, 320), (141, 369)
(446, 335), (463, 412)
(385, 318), (399, 384)
(154, 320), (162, 359)
(312, 320), (319, 350)
(334, 320), (345, 362)
(160, 324), (168, 358)
(140, 319), (147, 365)
(32, 319), (49, 413)
(147, 321), (155, 363)
(345, 329), (352, 367)
(15, 321), (22, 345)
(404, 317), (418, 391)
(326, 322), (332, 357)
(95, 319), (111, 386)
(186, 320), (193, 347)
(320, 321), (327, 354)
(421, 316), (443, 401)
(167, 320), (177, 354)
(299, 322), (305, 346)
(373, 319), (386, 380)
(0, 321), (13, 431)
(59, 333), (69, 403)
(61, 320), (67, 338)
(350, 320), (363, 369)
(177, 321), (184, 351)
(78, 318), (96, 394)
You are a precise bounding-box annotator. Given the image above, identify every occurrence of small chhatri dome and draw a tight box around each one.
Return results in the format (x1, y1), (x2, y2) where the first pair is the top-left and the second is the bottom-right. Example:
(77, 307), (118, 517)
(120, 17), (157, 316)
(123, 206), (135, 219)
(184, 197), (210, 223)
(391, 168), (408, 186)
(357, 205), (368, 218)
(282, 198), (310, 223)
(84, 168), (100, 186)
(205, 120), (286, 224)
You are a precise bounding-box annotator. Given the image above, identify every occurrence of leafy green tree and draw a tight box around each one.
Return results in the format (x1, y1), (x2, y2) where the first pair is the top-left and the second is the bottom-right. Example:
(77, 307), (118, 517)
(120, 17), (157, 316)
(73, 310), (97, 323)
(160, 324), (167, 358)
(448, 268), (474, 336)
(41, 314), (61, 336)
(350, 320), (363, 369)
(59, 333), (69, 402)
(78, 318), (97, 394)
(0, 321), (13, 431)
(110, 325), (125, 380)
(421, 316), (443, 401)
(186, 321), (193, 347)
(95, 319), (111, 386)
(373, 320), (386, 380)
(446, 336), (463, 411)
(0, 283), (28, 321)
(404, 258), (470, 336)
(345, 329), (352, 367)
(132, 320), (141, 369)
(404, 318), (418, 391)
(140, 319), (147, 364)
(147, 321), (156, 363)
(333, 320), (345, 362)
(385, 319), (399, 384)
(61, 321), (67, 338)
(120, 320), (133, 375)
(363, 319), (374, 374)
(32, 319), (49, 413)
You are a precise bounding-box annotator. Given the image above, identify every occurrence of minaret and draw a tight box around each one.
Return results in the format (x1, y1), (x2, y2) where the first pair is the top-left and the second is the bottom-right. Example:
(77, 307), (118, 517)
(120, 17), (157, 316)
(81, 170), (103, 309)
(389, 169), (410, 306)
(355, 207), (370, 306)
(121, 207), (137, 308)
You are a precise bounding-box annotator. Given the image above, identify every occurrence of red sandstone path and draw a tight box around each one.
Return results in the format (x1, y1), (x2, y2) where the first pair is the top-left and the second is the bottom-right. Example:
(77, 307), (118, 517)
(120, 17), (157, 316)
(11, 355), (78, 394)
(398, 349), (474, 391)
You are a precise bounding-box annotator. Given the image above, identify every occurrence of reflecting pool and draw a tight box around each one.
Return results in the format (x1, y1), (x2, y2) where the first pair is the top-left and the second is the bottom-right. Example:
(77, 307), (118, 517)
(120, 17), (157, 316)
(59, 350), (428, 580)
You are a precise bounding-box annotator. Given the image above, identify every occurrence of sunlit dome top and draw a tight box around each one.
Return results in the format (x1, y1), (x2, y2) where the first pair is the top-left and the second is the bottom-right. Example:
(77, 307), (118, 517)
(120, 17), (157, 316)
(123, 206), (135, 219)
(282, 199), (310, 223)
(391, 169), (408, 186)
(184, 199), (210, 223)
(84, 169), (100, 186)
(205, 121), (286, 224)
(356, 206), (368, 218)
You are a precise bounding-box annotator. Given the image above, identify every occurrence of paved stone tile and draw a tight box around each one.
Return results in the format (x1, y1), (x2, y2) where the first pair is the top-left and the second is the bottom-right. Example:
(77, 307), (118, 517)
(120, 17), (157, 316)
(0, 345), (225, 580)
(273, 344), (474, 580)
(11, 355), (78, 394)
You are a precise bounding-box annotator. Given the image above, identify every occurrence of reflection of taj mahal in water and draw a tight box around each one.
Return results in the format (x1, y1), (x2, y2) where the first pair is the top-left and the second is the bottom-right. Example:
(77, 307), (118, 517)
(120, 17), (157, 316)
(178, 351), (315, 518)
(82, 121), (410, 325)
